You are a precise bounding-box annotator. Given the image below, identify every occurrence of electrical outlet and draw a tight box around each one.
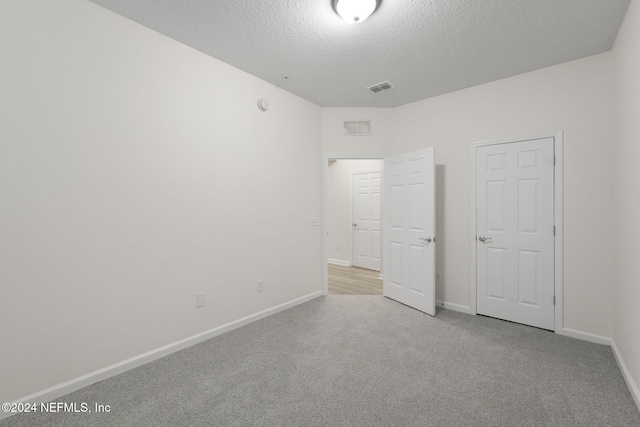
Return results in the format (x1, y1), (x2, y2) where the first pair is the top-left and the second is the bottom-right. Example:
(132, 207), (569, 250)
(257, 280), (264, 292)
(196, 293), (206, 308)
(310, 217), (320, 226)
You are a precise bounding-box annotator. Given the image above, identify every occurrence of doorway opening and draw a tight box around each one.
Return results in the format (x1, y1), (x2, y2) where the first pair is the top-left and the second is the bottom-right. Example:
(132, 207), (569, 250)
(323, 156), (383, 295)
(323, 148), (437, 316)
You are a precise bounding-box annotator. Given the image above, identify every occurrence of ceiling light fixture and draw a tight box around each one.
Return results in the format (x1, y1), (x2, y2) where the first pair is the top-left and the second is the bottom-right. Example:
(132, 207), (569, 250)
(333, 0), (380, 24)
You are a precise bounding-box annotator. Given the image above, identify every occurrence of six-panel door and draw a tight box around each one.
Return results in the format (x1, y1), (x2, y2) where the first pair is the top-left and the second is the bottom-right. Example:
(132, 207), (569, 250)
(383, 148), (436, 316)
(352, 171), (382, 271)
(476, 138), (555, 330)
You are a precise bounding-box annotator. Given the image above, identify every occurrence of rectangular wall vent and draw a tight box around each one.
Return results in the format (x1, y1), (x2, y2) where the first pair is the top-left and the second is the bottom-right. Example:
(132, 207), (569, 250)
(344, 120), (371, 136)
(367, 80), (394, 93)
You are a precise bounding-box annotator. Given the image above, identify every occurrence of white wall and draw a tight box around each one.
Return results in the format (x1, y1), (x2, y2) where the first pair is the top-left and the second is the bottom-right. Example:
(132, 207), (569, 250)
(612, 0), (640, 406)
(0, 0), (322, 403)
(327, 160), (382, 265)
(390, 54), (615, 336)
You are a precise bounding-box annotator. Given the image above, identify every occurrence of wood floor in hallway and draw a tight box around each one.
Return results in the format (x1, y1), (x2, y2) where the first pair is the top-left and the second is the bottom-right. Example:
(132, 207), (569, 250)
(328, 263), (382, 295)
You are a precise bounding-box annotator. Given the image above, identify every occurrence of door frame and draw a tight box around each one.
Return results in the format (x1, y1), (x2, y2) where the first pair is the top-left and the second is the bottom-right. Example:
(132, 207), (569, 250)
(469, 131), (564, 333)
(323, 154), (384, 296)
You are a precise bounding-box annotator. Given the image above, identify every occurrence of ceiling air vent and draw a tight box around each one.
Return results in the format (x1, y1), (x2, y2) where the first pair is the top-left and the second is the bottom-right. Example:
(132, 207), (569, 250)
(367, 80), (394, 93)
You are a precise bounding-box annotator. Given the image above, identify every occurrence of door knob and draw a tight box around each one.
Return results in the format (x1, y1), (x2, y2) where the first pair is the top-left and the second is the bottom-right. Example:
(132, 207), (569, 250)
(478, 235), (492, 243)
(420, 237), (433, 244)
(352, 223), (358, 227)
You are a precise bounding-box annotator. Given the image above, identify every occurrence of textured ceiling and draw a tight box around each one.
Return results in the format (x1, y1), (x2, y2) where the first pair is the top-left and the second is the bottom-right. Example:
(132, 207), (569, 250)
(88, 0), (631, 108)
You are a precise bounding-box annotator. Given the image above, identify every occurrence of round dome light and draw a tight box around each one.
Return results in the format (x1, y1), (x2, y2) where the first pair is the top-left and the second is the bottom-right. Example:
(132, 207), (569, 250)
(334, 0), (379, 24)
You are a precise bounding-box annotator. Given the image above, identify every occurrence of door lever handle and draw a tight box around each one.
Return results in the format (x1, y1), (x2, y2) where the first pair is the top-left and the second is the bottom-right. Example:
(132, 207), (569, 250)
(420, 237), (433, 244)
(478, 235), (492, 243)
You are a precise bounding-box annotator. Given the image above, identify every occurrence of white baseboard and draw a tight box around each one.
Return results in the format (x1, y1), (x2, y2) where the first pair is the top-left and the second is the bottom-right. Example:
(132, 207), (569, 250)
(436, 300), (472, 314)
(1, 290), (323, 421)
(562, 328), (613, 346)
(5, 294), (637, 421)
(561, 328), (640, 411)
(378, 273), (383, 280)
(328, 258), (351, 267)
(611, 340), (640, 412)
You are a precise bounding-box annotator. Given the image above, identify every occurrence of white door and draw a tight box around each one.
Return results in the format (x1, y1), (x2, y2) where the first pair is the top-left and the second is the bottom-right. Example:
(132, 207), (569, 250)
(383, 148), (436, 315)
(352, 172), (381, 271)
(476, 138), (555, 330)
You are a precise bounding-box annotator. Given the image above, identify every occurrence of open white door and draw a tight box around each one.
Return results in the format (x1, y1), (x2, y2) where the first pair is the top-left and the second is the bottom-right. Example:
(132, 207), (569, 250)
(383, 148), (436, 315)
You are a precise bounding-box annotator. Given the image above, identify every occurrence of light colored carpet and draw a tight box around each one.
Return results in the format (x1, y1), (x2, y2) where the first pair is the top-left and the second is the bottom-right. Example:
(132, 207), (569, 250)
(2, 296), (639, 426)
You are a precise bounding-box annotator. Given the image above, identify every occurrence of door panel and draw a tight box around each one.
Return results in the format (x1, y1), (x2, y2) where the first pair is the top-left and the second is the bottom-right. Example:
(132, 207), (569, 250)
(518, 250), (539, 305)
(383, 148), (435, 316)
(476, 138), (555, 330)
(487, 247), (506, 300)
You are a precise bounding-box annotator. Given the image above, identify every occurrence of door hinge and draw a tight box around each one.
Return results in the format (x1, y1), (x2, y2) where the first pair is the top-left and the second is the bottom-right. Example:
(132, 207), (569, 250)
(553, 295), (556, 306)
(553, 156), (556, 166)
(553, 225), (556, 236)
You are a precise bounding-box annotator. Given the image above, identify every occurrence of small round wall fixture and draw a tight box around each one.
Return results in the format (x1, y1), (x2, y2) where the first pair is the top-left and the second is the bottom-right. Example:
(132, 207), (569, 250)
(257, 98), (269, 112)
(333, 0), (380, 24)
